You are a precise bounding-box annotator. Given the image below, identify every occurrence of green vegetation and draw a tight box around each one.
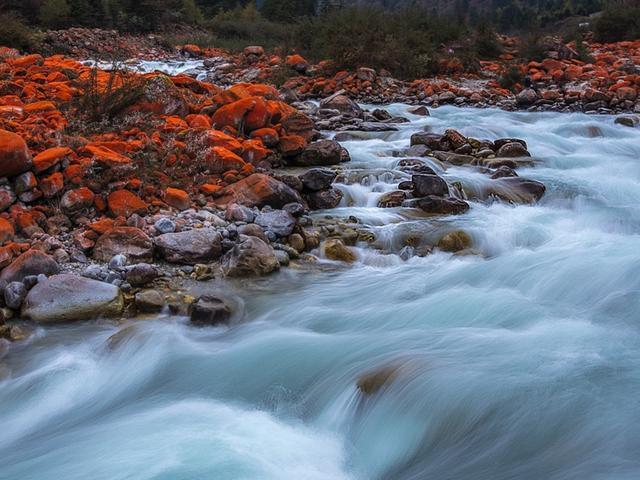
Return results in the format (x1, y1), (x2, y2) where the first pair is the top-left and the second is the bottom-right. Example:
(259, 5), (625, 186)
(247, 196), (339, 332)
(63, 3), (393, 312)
(594, 1), (640, 42)
(0, 13), (40, 51)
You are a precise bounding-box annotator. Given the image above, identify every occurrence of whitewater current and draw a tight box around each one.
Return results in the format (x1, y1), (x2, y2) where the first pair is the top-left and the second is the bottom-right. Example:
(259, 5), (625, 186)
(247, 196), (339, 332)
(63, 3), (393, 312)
(1, 106), (639, 480)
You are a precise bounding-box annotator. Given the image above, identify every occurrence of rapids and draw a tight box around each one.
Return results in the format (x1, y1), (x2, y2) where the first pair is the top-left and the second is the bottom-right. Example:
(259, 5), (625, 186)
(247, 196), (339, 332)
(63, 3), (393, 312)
(1, 106), (640, 480)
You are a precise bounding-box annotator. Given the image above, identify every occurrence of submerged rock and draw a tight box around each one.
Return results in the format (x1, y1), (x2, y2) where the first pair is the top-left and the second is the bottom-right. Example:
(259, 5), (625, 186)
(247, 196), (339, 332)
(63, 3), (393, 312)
(21, 274), (124, 323)
(357, 365), (401, 395)
(437, 231), (473, 252)
(322, 238), (357, 263)
(189, 295), (233, 326)
(416, 196), (470, 215)
(412, 174), (449, 197)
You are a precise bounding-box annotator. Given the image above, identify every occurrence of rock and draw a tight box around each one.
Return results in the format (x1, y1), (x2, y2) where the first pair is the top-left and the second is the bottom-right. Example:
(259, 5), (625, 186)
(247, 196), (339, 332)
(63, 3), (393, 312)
(410, 132), (446, 150)
(0, 217), (14, 245)
(216, 173), (303, 209)
(60, 187), (95, 214)
(155, 228), (222, 264)
(225, 203), (255, 222)
(222, 235), (279, 277)
(306, 188), (343, 209)
(438, 230), (472, 252)
(288, 233), (305, 252)
(377, 190), (407, 208)
(490, 166), (518, 179)
(295, 140), (342, 166)
(299, 168), (337, 191)
(319, 92), (363, 118)
(21, 274), (124, 323)
(14, 171), (37, 194)
(154, 217), (176, 234)
(0, 187), (16, 212)
(516, 88), (538, 106)
(615, 115), (639, 128)
(0, 250), (59, 283)
(432, 151), (475, 166)
(237, 223), (267, 242)
(108, 190), (147, 218)
(135, 290), (165, 313)
(407, 106), (430, 116)
(108, 254), (127, 269)
(357, 365), (400, 395)
(125, 263), (159, 286)
(4, 281), (26, 309)
(0, 130), (32, 178)
(93, 227), (154, 263)
(496, 142), (531, 158)
(189, 295), (233, 326)
(255, 210), (296, 237)
(322, 238), (357, 263)
(397, 159), (436, 175)
(416, 196), (470, 215)
(493, 138), (527, 150)
(164, 187), (190, 211)
(412, 174), (449, 197)
(488, 177), (546, 203)
(372, 108), (392, 121)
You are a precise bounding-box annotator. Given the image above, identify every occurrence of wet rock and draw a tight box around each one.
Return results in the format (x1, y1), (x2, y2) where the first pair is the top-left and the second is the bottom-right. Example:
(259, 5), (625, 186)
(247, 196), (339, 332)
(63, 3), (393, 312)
(93, 227), (154, 263)
(306, 188), (343, 210)
(125, 263), (159, 286)
(255, 210), (296, 237)
(615, 115), (639, 127)
(410, 133), (446, 149)
(407, 106), (430, 116)
(416, 196), (470, 215)
(299, 168), (337, 191)
(372, 108), (392, 121)
(437, 231), (472, 252)
(493, 138), (527, 150)
(155, 228), (222, 264)
(216, 173), (303, 209)
(516, 88), (538, 106)
(432, 151), (475, 166)
(377, 190), (407, 208)
(412, 174), (449, 197)
(398, 159), (436, 175)
(189, 295), (233, 326)
(4, 281), (26, 309)
(22, 274), (124, 323)
(357, 365), (400, 395)
(222, 235), (279, 277)
(319, 92), (363, 118)
(488, 177), (546, 203)
(322, 238), (357, 263)
(496, 142), (531, 158)
(0, 129), (32, 178)
(296, 140), (343, 166)
(0, 250), (59, 283)
(406, 144), (431, 157)
(135, 290), (165, 313)
(288, 233), (305, 252)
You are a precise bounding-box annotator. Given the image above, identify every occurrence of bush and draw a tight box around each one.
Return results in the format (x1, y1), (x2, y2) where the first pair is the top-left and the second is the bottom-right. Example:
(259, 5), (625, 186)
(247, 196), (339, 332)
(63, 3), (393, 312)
(39, 0), (71, 29)
(0, 13), (39, 51)
(499, 65), (525, 91)
(518, 33), (546, 62)
(475, 21), (503, 59)
(594, 7), (640, 42)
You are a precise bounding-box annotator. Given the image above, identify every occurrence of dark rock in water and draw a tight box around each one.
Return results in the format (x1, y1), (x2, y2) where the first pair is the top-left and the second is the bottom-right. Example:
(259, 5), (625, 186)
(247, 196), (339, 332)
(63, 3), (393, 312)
(322, 238), (357, 263)
(296, 140), (343, 166)
(432, 150), (475, 166)
(4, 281), (26, 309)
(372, 108), (392, 121)
(496, 142), (531, 158)
(615, 115), (639, 128)
(398, 180), (415, 191)
(125, 263), (159, 287)
(416, 196), (470, 215)
(299, 168), (337, 191)
(437, 231), (472, 252)
(410, 132), (447, 150)
(222, 235), (279, 277)
(444, 129), (468, 150)
(333, 132), (367, 142)
(155, 228), (222, 264)
(21, 274), (124, 323)
(397, 159), (436, 175)
(319, 92), (363, 118)
(357, 365), (400, 395)
(388, 116), (410, 124)
(490, 166), (519, 179)
(483, 158), (518, 169)
(494, 138), (528, 150)
(516, 88), (538, 106)
(412, 174), (449, 197)
(283, 202), (306, 217)
(255, 210), (296, 237)
(93, 227), (154, 263)
(407, 105), (430, 116)
(406, 144), (431, 157)
(307, 188), (343, 209)
(189, 295), (232, 326)
(346, 122), (398, 132)
(135, 290), (165, 313)
(488, 177), (546, 203)
(340, 146), (351, 163)
(0, 249), (59, 283)
(377, 190), (407, 208)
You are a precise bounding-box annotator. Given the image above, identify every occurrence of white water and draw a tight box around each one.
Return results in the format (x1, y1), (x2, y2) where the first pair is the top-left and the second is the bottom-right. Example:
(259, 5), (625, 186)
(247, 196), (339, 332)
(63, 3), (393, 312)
(2, 106), (640, 480)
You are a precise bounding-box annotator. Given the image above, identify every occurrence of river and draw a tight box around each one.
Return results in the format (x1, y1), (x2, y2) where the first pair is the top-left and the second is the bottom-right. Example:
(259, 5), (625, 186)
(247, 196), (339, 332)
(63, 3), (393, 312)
(1, 105), (639, 480)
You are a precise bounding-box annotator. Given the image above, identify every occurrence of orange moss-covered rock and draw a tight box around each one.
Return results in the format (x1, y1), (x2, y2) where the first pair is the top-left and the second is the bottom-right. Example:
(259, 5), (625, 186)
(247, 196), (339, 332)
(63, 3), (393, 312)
(212, 96), (270, 132)
(164, 187), (190, 211)
(33, 146), (73, 173)
(203, 130), (244, 154)
(108, 190), (148, 218)
(250, 128), (279, 147)
(0, 130), (32, 178)
(0, 217), (15, 245)
(279, 135), (307, 157)
(205, 146), (247, 173)
(40, 172), (64, 198)
(83, 144), (131, 167)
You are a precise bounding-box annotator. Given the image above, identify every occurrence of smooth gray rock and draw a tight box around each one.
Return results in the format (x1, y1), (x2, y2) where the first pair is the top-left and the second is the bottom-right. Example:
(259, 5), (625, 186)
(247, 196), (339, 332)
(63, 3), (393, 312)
(155, 228), (222, 264)
(255, 210), (296, 237)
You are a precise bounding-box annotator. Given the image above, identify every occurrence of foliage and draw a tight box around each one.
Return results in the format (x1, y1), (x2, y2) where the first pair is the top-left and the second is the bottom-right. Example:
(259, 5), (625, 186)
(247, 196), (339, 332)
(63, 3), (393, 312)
(39, 0), (72, 29)
(519, 32), (546, 61)
(0, 12), (40, 51)
(594, 2), (640, 42)
(474, 20), (503, 59)
(498, 65), (525, 90)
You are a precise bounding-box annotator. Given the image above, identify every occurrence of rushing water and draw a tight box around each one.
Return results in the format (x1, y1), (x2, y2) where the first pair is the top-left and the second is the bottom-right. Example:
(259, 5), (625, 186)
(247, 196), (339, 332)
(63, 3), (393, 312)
(2, 106), (640, 480)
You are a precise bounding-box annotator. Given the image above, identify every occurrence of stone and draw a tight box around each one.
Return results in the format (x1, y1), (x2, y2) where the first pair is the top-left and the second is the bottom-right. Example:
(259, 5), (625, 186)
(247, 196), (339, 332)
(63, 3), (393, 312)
(255, 210), (296, 237)
(0, 218), (14, 245)
(357, 365), (400, 395)
(496, 142), (531, 158)
(14, 171), (37, 194)
(295, 140), (343, 166)
(306, 188), (343, 209)
(216, 173), (303, 209)
(154, 217), (176, 234)
(237, 223), (267, 242)
(155, 228), (222, 264)
(299, 168), (337, 191)
(21, 274), (124, 323)
(615, 115), (639, 128)
(60, 187), (95, 214)
(288, 233), (305, 252)
(319, 92), (363, 118)
(488, 177), (546, 203)
(0, 187), (16, 212)
(412, 174), (449, 197)
(135, 290), (165, 313)
(0, 130), (32, 178)
(437, 230), (472, 252)
(0, 250), (59, 283)
(432, 151), (475, 166)
(416, 196), (470, 215)
(125, 263), (159, 286)
(516, 88), (538, 106)
(410, 132), (446, 150)
(377, 190), (407, 208)
(407, 106), (430, 116)
(93, 227), (154, 263)
(322, 238), (357, 263)
(164, 187), (190, 211)
(189, 295), (233, 326)
(4, 281), (26, 309)
(225, 203), (255, 222)
(108, 190), (147, 218)
(222, 235), (279, 277)
(108, 254), (128, 269)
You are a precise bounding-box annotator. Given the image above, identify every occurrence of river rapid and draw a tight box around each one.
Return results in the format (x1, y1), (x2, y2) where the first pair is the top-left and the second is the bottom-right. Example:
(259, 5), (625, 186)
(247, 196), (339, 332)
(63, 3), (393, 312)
(1, 105), (639, 480)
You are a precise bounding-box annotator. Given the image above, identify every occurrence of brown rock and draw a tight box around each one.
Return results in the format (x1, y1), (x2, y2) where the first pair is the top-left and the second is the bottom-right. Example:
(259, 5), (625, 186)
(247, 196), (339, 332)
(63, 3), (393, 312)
(93, 227), (154, 262)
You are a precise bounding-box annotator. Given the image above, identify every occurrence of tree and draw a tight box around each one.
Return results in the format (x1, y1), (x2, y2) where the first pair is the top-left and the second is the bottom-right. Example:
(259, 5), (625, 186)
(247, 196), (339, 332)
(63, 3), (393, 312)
(182, 0), (205, 24)
(39, 0), (72, 28)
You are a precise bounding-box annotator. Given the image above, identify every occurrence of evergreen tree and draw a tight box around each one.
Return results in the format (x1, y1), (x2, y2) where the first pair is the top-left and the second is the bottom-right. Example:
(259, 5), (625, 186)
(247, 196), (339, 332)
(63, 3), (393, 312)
(39, 0), (72, 28)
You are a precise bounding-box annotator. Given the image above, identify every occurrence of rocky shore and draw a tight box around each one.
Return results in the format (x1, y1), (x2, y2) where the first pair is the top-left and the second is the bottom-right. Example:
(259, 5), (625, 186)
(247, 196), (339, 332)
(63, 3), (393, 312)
(0, 32), (637, 346)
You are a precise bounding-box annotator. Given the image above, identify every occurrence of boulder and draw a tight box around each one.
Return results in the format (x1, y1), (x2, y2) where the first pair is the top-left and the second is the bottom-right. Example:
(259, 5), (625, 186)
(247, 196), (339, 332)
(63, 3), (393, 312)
(319, 92), (363, 118)
(0, 250), (59, 283)
(516, 88), (538, 106)
(255, 210), (296, 237)
(437, 230), (472, 252)
(416, 196), (470, 215)
(93, 227), (154, 263)
(4, 281), (27, 309)
(125, 263), (159, 286)
(487, 177), (546, 203)
(496, 142), (531, 158)
(407, 106), (430, 116)
(322, 238), (357, 263)
(295, 140), (343, 166)
(357, 365), (400, 395)
(377, 190), (407, 208)
(21, 274), (124, 323)
(135, 290), (165, 313)
(222, 235), (279, 277)
(306, 188), (343, 209)
(0, 130), (32, 178)
(410, 132), (447, 150)
(189, 295), (233, 326)
(108, 190), (147, 218)
(412, 174), (449, 197)
(216, 173), (304, 209)
(299, 168), (337, 191)
(615, 115), (639, 128)
(155, 228), (222, 264)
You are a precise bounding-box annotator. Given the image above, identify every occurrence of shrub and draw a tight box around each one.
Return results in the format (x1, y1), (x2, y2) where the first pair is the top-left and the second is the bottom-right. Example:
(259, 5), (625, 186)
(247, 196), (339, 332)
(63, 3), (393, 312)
(0, 13), (39, 51)
(594, 7), (640, 42)
(39, 0), (71, 29)
(475, 21), (503, 59)
(518, 33), (546, 62)
(499, 65), (525, 91)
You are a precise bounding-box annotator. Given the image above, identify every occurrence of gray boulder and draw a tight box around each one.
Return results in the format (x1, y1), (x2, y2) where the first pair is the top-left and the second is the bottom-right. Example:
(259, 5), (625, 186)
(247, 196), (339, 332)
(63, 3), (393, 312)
(155, 228), (222, 264)
(222, 235), (279, 277)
